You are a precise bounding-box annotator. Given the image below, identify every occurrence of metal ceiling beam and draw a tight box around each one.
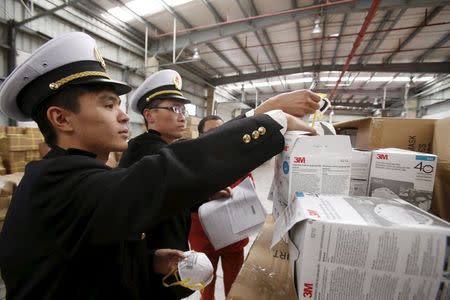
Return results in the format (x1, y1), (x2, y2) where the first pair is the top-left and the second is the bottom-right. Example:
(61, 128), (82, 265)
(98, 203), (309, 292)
(207, 43), (241, 73)
(319, 8), (327, 67)
(363, 8), (405, 63)
(209, 62), (450, 85)
(415, 32), (450, 62)
(114, 0), (162, 36)
(357, 9), (392, 65)
(15, 0), (78, 27)
(157, 0), (225, 76)
(331, 13), (348, 66)
(242, 88), (405, 100)
(248, 0), (281, 70)
(235, 0), (278, 71)
(201, 0), (261, 72)
(73, 0), (144, 46)
(385, 6), (444, 64)
(291, 0), (304, 68)
(149, 0), (450, 55)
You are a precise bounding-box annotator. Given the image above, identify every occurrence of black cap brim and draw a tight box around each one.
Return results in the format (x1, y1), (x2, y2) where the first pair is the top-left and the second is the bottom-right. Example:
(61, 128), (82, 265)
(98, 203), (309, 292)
(71, 77), (131, 96)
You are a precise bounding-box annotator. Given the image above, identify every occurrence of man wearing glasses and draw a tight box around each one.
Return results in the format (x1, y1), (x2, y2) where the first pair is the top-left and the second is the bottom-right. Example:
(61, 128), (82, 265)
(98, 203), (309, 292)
(119, 69), (207, 299)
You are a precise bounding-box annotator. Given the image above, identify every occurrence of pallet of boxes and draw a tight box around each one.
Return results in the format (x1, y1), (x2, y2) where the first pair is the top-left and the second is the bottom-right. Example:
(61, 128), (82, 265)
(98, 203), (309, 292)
(229, 117), (450, 300)
(181, 116), (200, 140)
(0, 126), (43, 233)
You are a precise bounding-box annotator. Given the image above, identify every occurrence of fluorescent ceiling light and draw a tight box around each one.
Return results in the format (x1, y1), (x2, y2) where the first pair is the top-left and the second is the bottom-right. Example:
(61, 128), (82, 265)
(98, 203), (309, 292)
(329, 33), (340, 37)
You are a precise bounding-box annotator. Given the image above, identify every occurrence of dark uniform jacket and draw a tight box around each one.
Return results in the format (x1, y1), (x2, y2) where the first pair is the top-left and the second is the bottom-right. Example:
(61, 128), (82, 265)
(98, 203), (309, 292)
(0, 114), (283, 300)
(119, 129), (193, 299)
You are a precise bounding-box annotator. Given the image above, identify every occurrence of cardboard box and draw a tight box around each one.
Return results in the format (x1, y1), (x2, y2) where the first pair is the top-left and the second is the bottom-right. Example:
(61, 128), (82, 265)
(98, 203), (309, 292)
(228, 216), (297, 300)
(6, 127), (25, 135)
(272, 193), (450, 300)
(0, 134), (34, 151)
(271, 133), (352, 219)
(0, 208), (7, 233)
(349, 149), (372, 196)
(186, 116), (201, 127)
(368, 148), (437, 211)
(8, 161), (27, 174)
(334, 117), (435, 153)
(431, 117), (450, 221)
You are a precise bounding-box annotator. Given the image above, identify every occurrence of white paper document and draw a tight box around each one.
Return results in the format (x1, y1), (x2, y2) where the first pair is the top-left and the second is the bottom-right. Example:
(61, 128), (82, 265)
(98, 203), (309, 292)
(198, 177), (266, 250)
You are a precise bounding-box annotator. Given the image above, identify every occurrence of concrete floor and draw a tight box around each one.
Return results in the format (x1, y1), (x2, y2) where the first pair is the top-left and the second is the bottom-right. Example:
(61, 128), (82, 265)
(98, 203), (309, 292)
(186, 158), (275, 300)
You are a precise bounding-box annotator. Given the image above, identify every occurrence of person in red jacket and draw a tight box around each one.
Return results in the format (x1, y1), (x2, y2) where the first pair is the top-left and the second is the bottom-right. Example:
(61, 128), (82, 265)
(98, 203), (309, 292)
(189, 115), (254, 300)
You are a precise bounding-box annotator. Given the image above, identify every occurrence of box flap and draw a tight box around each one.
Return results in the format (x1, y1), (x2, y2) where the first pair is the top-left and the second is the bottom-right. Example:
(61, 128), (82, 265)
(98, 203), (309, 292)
(432, 116), (450, 162)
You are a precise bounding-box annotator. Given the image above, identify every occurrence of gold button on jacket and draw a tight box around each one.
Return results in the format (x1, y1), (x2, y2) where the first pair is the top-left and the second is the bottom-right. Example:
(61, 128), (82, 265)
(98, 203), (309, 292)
(258, 126), (266, 135)
(242, 134), (251, 143)
(252, 130), (260, 140)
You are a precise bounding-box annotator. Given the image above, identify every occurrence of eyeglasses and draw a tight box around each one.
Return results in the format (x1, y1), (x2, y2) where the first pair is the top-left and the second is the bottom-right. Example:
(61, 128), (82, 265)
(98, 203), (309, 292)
(152, 106), (188, 116)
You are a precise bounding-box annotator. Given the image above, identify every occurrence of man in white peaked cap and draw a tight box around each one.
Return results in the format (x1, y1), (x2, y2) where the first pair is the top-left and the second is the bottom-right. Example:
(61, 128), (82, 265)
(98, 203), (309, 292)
(0, 32), (316, 300)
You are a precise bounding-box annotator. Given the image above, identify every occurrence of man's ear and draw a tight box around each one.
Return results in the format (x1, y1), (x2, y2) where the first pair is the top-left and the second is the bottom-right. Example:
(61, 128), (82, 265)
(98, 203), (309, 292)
(143, 108), (155, 124)
(46, 106), (75, 133)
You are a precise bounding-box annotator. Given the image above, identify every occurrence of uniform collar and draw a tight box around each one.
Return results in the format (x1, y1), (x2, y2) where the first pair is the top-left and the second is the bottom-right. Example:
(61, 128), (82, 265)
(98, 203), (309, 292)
(147, 129), (161, 136)
(44, 145), (97, 159)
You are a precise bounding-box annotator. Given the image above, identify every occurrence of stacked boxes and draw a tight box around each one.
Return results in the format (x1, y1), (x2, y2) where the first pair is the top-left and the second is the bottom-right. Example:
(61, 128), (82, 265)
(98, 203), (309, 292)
(0, 173), (24, 232)
(0, 126), (44, 174)
(182, 116), (200, 139)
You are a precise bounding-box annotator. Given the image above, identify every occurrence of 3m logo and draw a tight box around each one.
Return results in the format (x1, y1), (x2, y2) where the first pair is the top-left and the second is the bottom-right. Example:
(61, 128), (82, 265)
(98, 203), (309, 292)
(376, 154), (389, 160)
(303, 282), (314, 298)
(307, 209), (320, 218)
(294, 156), (306, 163)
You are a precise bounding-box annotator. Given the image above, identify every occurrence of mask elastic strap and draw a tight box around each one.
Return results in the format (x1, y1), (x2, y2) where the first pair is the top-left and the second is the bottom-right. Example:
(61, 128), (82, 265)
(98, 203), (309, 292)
(162, 267), (206, 291)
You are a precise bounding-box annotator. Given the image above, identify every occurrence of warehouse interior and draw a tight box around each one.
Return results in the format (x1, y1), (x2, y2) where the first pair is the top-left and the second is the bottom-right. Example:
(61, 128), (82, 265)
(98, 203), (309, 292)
(0, 0), (450, 299)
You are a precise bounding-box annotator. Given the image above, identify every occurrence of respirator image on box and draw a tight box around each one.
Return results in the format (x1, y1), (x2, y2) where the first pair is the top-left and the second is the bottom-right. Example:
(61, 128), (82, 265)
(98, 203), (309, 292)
(371, 187), (399, 199)
(162, 251), (214, 291)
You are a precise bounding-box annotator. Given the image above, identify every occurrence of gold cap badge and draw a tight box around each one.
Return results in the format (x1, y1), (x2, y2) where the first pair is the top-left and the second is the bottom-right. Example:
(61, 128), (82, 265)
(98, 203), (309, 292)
(94, 47), (106, 69)
(173, 74), (182, 90)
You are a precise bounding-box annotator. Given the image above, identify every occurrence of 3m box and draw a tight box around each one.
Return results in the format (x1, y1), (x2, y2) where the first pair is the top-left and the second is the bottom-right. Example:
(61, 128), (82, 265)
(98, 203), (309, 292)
(271, 133), (352, 219)
(368, 148), (437, 211)
(350, 149), (372, 196)
(334, 117), (435, 153)
(272, 193), (450, 300)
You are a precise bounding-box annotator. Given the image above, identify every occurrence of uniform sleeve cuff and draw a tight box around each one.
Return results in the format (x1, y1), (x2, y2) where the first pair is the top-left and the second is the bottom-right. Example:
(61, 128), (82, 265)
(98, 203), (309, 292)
(264, 110), (287, 135)
(245, 109), (255, 117)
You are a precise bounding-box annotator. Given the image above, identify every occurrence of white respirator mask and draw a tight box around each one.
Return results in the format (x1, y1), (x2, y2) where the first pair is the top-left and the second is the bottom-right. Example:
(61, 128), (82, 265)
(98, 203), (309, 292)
(162, 251), (214, 291)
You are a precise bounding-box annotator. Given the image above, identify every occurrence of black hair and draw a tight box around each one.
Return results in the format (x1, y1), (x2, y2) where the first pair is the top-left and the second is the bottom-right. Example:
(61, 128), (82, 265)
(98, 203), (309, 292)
(198, 115), (223, 134)
(141, 99), (164, 128)
(32, 84), (115, 147)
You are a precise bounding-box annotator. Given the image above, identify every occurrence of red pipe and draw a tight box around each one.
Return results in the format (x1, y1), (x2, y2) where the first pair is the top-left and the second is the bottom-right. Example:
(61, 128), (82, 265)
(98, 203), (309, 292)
(330, 0), (382, 100)
(154, 0), (356, 38)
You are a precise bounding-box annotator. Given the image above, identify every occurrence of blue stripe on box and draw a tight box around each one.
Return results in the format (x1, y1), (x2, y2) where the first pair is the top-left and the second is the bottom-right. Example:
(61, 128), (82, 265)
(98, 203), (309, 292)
(416, 155), (436, 161)
(295, 192), (305, 197)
